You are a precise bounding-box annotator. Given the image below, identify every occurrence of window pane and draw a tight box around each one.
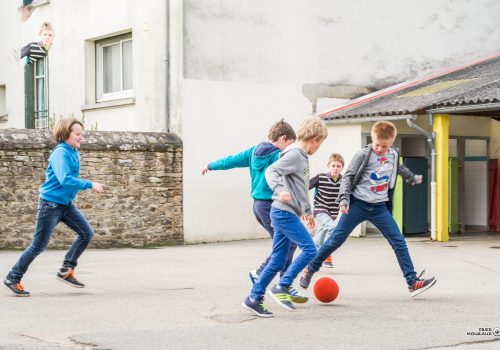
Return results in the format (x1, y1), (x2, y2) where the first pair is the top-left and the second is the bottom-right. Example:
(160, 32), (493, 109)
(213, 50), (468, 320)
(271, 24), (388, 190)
(122, 40), (133, 90)
(36, 77), (45, 111)
(103, 44), (121, 93)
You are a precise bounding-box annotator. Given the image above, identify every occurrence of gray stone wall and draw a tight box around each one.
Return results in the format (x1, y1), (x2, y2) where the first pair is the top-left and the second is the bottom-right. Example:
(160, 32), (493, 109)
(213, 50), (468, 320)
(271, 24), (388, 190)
(0, 129), (183, 249)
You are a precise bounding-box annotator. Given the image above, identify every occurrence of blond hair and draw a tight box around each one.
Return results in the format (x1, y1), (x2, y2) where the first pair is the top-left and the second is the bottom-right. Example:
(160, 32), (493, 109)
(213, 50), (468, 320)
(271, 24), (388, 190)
(268, 118), (296, 142)
(297, 116), (328, 142)
(371, 121), (397, 140)
(39, 22), (53, 35)
(54, 118), (83, 142)
(327, 153), (344, 167)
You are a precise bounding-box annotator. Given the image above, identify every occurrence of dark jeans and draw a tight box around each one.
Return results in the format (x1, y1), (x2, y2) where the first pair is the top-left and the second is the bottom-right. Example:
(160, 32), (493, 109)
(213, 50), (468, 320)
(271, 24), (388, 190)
(7, 199), (94, 283)
(309, 196), (418, 286)
(252, 199), (296, 276)
(250, 208), (317, 299)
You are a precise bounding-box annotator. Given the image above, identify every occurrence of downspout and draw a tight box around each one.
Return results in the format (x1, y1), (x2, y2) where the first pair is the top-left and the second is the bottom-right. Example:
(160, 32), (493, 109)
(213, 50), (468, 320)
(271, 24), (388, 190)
(164, 0), (170, 132)
(406, 115), (437, 241)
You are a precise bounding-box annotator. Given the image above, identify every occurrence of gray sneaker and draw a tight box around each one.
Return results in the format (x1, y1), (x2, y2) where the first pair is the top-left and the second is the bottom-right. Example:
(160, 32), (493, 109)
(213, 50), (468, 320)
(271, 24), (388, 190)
(409, 277), (437, 297)
(268, 285), (295, 311)
(298, 267), (315, 289)
(56, 268), (85, 288)
(287, 286), (308, 303)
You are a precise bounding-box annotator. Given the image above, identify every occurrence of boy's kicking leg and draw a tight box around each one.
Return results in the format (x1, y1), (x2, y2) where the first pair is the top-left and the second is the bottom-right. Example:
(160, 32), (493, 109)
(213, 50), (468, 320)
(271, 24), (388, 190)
(270, 210), (317, 306)
(299, 197), (368, 289)
(57, 204), (94, 288)
(242, 213), (292, 317)
(369, 204), (436, 297)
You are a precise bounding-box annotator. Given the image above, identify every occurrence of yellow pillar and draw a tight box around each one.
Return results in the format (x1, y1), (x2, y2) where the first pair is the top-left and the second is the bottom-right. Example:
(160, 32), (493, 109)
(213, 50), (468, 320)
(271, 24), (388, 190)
(434, 114), (449, 242)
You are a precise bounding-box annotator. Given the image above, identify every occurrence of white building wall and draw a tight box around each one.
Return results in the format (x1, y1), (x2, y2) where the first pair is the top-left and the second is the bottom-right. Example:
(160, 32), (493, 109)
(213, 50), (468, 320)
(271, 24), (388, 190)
(183, 79), (311, 242)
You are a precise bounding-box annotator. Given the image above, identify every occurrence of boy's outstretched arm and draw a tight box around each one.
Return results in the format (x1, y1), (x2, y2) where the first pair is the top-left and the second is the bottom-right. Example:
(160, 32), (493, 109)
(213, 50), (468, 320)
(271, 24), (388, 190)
(203, 146), (254, 174)
(398, 164), (422, 185)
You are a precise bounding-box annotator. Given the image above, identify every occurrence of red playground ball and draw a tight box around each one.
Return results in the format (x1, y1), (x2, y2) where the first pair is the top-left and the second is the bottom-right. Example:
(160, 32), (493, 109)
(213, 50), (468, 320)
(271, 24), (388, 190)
(313, 277), (339, 303)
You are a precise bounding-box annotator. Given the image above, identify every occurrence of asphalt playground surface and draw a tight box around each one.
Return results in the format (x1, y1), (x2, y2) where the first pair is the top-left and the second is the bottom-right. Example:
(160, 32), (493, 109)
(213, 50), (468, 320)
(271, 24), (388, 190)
(1, 233), (500, 350)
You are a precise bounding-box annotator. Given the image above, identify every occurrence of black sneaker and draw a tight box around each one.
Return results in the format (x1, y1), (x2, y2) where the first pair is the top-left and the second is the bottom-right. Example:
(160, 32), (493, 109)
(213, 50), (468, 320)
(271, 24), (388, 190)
(298, 267), (315, 289)
(3, 278), (30, 297)
(409, 277), (437, 297)
(56, 268), (85, 288)
(268, 285), (295, 311)
(241, 296), (273, 318)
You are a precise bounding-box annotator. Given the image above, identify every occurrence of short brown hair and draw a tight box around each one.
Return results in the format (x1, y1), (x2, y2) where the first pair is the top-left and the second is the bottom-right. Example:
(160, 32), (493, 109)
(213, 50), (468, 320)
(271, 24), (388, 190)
(54, 118), (83, 142)
(327, 153), (344, 167)
(297, 116), (328, 142)
(39, 22), (53, 35)
(371, 121), (397, 140)
(268, 119), (296, 142)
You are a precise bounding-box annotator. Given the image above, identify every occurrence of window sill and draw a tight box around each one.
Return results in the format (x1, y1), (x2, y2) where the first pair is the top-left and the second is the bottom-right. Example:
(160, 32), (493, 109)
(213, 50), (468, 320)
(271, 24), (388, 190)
(82, 98), (135, 112)
(0, 114), (8, 123)
(32, 0), (50, 8)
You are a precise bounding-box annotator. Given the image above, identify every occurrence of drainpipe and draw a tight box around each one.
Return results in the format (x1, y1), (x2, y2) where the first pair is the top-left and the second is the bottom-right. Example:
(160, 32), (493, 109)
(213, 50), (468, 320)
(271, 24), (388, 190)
(164, 0), (170, 132)
(406, 115), (437, 241)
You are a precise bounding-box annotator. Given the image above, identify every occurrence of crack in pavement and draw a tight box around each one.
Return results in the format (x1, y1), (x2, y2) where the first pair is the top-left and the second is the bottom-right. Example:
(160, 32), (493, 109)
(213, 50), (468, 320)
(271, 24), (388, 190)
(19, 333), (112, 350)
(68, 336), (112, 350)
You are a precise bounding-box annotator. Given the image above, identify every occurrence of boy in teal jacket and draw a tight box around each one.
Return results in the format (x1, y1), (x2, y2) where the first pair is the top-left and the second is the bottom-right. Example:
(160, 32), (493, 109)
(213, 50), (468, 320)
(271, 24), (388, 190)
(202, 119), (298, 281)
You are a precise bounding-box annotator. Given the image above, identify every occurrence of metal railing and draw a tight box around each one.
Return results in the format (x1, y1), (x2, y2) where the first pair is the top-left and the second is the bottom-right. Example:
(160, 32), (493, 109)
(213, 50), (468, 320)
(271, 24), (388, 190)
(34, 109), (49, 130)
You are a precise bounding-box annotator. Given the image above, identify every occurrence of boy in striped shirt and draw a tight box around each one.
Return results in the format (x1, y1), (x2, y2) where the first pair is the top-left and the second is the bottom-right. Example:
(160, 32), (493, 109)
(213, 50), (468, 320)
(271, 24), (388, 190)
(309, 153), (344, 268)
(20, 22), (53, 65)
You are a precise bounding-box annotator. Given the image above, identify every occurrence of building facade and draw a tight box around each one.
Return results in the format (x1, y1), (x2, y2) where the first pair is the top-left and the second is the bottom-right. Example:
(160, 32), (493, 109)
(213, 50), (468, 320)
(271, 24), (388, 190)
(1, 0), (499, 242)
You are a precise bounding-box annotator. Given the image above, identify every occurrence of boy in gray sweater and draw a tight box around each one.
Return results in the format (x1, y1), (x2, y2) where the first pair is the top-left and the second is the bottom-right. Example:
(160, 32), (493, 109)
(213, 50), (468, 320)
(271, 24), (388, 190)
(299, 121), (436, 298)
(242, 116), (328, 318)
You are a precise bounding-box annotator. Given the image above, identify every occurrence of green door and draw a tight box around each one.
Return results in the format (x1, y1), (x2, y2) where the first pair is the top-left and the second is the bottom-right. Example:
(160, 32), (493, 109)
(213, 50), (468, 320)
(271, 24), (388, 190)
(449, 157), (460, 233)
(403, 157), (428, 234)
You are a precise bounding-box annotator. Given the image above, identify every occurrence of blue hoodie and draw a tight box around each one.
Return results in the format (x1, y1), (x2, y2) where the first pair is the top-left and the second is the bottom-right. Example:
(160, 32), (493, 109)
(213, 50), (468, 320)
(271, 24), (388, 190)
(208, 142), (280, 200)
(39, 142), (92, 205)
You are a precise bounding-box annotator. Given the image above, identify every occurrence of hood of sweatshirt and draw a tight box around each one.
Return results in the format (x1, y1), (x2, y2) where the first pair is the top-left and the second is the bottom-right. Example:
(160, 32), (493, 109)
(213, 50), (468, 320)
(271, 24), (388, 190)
(251, 141), (280, 171)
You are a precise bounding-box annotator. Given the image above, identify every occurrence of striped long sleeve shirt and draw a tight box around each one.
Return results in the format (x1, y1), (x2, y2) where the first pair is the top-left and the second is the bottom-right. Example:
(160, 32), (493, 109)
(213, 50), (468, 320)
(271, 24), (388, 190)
(309, 172), (342, 219)
(20, 41), (49, 65)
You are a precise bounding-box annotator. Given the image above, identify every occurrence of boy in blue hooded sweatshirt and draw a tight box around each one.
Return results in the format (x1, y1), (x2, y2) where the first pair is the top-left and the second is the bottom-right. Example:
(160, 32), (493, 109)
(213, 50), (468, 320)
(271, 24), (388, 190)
(3, 118), (105, 297)
(202, 119), (298, 282)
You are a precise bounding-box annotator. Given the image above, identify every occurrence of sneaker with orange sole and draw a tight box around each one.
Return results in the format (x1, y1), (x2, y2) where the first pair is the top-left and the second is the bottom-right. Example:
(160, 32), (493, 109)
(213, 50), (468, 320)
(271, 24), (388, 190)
(3, 278), (30, 297)
(56, 267), (85, 288)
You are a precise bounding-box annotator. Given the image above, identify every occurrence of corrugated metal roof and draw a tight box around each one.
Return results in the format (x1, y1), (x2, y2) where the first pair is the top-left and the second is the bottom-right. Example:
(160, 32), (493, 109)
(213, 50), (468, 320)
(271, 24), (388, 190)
(435, 79), (500, 107)
(319, 54), (500, 121)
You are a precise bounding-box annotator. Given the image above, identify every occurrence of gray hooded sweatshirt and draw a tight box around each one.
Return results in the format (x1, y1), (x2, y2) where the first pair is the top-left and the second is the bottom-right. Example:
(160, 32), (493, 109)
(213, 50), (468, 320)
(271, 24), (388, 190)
(265, 144), (312, 217)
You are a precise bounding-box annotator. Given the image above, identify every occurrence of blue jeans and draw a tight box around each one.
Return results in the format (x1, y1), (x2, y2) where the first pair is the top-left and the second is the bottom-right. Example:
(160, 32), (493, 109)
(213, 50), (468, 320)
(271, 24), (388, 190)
(250, 208), (317, 300)
(308, 197), (418, 286)
(313, 212), (338, 248)
(7, 199), (95, 283)
(252, 199), (296, 276)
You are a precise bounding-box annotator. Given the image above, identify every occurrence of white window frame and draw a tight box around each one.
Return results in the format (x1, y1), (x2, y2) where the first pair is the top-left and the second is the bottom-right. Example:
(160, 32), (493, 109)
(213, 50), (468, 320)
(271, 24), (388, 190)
(34, 57), (49, 129)
(95, 33), (133, 102)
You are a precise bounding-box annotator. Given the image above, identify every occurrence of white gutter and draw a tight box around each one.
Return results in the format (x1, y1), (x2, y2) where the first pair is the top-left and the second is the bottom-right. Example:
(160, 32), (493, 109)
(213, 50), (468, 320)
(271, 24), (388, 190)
(427, 102), (500, 115)
(406, 116), (437, 241)
(324, 115), (417, 125)
(164, 0), (170, 132)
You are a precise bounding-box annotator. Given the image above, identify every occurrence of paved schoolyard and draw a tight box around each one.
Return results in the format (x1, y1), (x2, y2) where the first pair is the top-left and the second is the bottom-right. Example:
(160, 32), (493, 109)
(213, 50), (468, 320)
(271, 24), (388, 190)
(1, 233), (500, 350)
